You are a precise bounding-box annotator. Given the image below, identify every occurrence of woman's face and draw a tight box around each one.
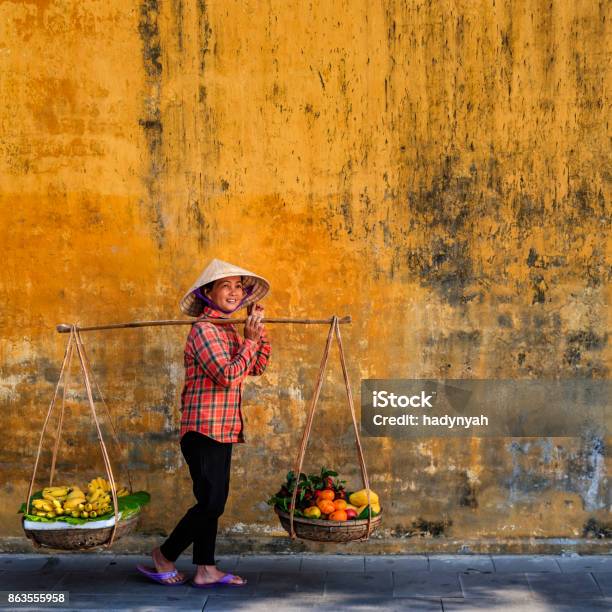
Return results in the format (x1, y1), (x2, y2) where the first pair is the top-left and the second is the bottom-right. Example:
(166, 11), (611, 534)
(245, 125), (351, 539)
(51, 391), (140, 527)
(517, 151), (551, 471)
(205, 276), (245, 311)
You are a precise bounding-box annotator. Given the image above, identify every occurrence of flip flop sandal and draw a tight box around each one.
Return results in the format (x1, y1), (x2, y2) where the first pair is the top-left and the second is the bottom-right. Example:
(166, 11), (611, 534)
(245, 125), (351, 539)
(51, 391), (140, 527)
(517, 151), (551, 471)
(190, 573), (247, 588)
(136, 564), (188, 586)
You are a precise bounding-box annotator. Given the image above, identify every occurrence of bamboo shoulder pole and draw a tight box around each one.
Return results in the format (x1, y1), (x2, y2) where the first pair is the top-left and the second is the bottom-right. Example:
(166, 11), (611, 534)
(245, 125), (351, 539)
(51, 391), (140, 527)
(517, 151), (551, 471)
(57, 316), (351, 333)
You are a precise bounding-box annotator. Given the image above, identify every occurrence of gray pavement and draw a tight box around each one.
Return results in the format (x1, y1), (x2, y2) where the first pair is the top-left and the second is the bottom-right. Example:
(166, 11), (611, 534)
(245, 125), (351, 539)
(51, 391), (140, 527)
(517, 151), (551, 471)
(0, 553), (611, 611)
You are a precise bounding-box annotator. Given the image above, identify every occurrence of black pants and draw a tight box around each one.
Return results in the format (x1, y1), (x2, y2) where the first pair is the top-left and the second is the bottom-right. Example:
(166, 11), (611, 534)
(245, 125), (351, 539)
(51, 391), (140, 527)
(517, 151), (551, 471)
(160, 431), (233, 565)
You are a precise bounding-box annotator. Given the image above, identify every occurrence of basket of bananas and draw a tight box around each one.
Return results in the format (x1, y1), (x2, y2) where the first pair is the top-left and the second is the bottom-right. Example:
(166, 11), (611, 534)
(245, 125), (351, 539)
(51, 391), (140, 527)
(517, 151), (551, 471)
(20, 477), (150, 551)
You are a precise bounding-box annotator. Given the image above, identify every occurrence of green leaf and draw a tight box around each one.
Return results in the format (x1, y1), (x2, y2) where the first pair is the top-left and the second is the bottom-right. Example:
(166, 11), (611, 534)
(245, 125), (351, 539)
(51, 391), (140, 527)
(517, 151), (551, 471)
(117, 491), (150, 510)
(357, 506), (380, 520)
(18, 490), (44, 515)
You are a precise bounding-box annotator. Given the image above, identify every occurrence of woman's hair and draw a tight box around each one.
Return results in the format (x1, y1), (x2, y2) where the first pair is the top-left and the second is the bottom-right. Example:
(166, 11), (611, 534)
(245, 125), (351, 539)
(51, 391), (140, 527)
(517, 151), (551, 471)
(201, 281), (215, 297)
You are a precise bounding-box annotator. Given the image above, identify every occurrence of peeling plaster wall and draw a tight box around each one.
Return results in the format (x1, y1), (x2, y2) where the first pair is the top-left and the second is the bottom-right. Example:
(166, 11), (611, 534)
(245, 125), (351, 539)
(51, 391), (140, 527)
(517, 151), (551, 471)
(1, 0), (610, 550)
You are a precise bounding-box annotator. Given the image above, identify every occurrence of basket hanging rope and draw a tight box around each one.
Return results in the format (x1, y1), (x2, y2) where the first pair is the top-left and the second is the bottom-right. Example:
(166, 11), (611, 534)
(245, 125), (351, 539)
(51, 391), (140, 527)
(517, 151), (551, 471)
(283, 316), (381, 543)
(23, 326), (136, 551)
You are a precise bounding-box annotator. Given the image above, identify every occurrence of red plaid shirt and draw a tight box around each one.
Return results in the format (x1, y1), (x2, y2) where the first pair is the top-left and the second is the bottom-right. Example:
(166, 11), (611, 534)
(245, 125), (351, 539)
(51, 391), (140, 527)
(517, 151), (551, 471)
(180, 306), (271, 443)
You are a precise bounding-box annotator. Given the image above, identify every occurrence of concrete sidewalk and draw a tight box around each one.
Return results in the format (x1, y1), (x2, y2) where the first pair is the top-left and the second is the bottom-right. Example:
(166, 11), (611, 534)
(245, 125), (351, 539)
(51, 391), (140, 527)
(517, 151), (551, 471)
(0, 553), (611, 611)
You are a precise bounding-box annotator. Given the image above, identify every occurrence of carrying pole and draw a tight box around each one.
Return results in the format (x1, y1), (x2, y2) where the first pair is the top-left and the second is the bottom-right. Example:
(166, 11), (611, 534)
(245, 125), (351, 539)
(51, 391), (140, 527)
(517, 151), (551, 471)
(57, 316), (351, 333)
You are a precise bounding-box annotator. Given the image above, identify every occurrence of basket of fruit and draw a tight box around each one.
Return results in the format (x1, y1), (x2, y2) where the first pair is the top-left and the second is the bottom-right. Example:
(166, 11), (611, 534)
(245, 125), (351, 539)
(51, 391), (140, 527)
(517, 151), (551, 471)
(268, 468), (381, 542)
(21, 327), (149, 551)
(20, 477), (150, 551)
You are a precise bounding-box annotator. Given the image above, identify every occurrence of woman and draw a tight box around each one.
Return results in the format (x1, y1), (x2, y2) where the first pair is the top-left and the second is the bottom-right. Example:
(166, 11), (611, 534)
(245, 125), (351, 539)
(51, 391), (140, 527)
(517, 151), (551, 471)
(137, 259), (271, 587)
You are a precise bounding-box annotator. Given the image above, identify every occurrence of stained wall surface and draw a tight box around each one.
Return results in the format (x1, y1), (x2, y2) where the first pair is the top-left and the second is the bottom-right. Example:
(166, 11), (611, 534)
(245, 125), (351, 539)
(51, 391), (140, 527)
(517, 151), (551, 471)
(1, 0), (609, 550)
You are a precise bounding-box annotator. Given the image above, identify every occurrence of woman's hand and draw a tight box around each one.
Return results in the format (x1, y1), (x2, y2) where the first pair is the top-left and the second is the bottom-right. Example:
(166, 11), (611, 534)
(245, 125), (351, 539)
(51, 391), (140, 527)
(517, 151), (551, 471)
(244, 303), (265, 342)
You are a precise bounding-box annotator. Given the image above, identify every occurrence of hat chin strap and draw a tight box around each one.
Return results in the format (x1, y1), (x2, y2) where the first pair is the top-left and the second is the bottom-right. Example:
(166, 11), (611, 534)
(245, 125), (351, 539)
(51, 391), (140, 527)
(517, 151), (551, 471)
(194, 285), (254, 315)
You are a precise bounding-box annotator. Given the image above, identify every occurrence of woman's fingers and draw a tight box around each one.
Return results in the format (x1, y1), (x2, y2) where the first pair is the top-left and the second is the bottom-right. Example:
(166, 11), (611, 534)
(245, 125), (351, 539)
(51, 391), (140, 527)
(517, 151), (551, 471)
(244, 312), (263, 341)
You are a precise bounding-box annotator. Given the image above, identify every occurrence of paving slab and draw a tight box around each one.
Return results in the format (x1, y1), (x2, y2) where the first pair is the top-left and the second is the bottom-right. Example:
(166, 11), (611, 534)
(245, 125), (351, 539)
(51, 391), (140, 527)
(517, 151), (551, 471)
(42, 554), (116, 573)
(428, 555), (494, 573)
(491, 555), (561, 573)
(393, 570), (463, 598)
(441, 599), (612, 611)
(54, 570), (128, 593)
(64, 591), (207, 611)
(103, 555), (151, 574)
(557, 555), (612, 573)
(458, 572), (531, 601)
(0, 555), (51, 572)
(526, 571), (604, 600)
(0, 570), (64, 590)
(591, 572), (612, 597)
(0, 553), (610, 611)
(257, 570), (325, 596)
(203, 595), (318, 611)
(313, 596), (443, 611)
(365, 555), (428, 572)
(301, 554), (365, 572)
(236, 554), (301, 573)
(324, 571), (393, 598)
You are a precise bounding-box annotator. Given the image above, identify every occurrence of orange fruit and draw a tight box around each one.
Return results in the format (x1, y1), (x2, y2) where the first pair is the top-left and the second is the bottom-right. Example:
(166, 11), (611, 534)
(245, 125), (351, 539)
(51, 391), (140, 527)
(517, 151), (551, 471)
(316, 499), (335, 515)
(332, 499), (347, 511)
(329, 510), (348, 521)
(317, 489), (335, 501)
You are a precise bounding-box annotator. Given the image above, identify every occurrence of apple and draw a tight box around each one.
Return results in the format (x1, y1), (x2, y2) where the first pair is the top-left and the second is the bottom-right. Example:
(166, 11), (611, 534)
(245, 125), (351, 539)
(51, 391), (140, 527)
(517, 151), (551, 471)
(345, 508), (358, 519)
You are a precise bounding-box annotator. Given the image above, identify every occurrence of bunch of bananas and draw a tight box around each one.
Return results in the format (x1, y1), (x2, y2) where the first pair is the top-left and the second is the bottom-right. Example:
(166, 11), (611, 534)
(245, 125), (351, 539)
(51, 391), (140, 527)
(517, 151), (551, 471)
(30, 477), (130, 520)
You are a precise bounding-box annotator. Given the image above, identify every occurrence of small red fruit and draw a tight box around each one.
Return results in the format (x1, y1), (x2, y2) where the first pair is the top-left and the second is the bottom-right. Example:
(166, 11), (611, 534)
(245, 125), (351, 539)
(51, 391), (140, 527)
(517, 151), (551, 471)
(345, 509), (357, 519)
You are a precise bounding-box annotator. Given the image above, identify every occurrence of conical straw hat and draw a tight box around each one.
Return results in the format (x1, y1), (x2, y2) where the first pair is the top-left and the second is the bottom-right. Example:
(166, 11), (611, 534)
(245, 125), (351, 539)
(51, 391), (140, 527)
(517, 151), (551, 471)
(180, 258), (270, 317)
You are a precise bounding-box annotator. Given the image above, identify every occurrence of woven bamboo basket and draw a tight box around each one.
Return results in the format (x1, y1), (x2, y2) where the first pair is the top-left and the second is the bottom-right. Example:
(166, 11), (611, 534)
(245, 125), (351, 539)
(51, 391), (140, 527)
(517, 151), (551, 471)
(23, 514), (139, 551)
(274, 507), (382, 542)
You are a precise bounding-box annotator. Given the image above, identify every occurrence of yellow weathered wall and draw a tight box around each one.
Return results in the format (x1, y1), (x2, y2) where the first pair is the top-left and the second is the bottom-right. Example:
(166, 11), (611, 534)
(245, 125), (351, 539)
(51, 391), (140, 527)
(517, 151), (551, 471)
(1, 0), (610, 552)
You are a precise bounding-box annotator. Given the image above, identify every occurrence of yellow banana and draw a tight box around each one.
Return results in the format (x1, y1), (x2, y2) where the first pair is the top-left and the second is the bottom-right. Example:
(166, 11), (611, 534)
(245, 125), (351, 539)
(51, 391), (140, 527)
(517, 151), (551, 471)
(89, 511), (97, 518)
(46, 511), (56, 518)
(71, 510), (80, 518)
(84, 503), (93, 511)
(35, 511), (47, 517)
(43, 487), (69, 497)
(63, 497), (86, 510)
(80, 511), (89, 518)
(117, 488), (129, 497)
(66, 489), (84, 500)
(87, 488), (103, 503)
(32, 499), (53, 512)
